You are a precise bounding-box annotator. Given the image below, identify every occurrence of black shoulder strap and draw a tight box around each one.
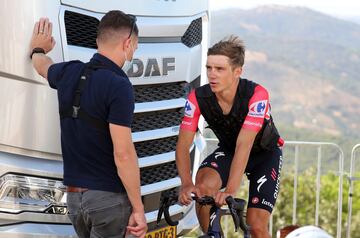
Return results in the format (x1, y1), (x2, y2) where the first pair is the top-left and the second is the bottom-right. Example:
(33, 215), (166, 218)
(60, 62), (110, 131)
(227, 78), (256, 119)
(195, 84), (213, 98)
(195, 84), (220, 122)
(238, 78), (256, 101)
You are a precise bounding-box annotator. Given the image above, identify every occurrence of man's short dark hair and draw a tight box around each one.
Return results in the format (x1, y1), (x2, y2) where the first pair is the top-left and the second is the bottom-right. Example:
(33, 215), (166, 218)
(97, 10), (139, 42)
(208, 35), (245, 68)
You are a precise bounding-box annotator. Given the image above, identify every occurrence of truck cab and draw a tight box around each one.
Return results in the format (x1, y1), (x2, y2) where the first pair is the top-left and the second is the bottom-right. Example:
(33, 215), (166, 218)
(0, 0), (209, 236)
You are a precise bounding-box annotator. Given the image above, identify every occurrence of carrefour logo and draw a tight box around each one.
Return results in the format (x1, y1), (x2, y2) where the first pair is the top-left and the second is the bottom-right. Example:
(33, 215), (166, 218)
(248, 100), (268, 118)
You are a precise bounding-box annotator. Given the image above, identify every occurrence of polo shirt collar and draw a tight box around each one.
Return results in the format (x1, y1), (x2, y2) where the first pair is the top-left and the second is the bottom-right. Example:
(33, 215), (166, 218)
(91, 53), (127, 77)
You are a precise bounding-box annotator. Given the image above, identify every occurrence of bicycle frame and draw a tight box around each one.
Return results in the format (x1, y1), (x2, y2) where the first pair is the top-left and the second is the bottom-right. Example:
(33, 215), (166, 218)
(200, 202), (251, 238)
(200, 205), (229, 238)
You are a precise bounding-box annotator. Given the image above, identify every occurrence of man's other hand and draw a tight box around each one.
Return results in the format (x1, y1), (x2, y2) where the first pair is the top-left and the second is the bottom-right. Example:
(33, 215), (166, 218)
(126, 211), (147, 238)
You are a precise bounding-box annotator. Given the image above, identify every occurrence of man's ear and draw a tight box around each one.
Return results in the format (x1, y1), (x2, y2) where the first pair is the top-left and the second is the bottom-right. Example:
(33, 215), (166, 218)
(234, 66), (242, 78)
(122, 37), (131, 51)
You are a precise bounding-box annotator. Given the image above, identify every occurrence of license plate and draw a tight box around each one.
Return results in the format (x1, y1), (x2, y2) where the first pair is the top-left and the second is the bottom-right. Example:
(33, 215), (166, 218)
(145, 225), (177, 238)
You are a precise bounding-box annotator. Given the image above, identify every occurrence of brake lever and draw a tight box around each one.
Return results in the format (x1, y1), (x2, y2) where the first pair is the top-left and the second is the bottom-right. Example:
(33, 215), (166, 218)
(233, 198), (250, 234)
(226, 196), (241, 232)
(229, 197), (251, 235)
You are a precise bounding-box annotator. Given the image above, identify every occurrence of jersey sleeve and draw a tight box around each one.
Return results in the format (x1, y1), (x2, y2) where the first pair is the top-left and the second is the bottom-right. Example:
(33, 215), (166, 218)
(180, 90), (201, 132)
(242, 85), (270, 132)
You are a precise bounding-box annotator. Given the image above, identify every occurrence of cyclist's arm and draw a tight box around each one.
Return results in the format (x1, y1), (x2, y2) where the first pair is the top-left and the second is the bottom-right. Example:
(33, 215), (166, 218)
(176, 90), (201, 185)
(176, 91), (201, 203)
(176, 129), (196, 185)
(225, 85), (270, 195)
(225, 128), (257, 195)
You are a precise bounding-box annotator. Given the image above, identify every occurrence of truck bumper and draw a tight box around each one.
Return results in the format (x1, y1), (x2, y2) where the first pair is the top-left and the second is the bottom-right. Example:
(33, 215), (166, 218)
(0, 223), (77, 238)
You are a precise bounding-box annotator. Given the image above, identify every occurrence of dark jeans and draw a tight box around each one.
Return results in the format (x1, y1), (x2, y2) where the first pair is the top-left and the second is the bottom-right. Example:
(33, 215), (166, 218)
(67, 190), (132, 238)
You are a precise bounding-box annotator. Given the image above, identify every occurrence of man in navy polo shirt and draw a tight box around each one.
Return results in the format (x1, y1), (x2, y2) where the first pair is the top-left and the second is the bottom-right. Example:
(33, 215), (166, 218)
(29, 11), (147, 238)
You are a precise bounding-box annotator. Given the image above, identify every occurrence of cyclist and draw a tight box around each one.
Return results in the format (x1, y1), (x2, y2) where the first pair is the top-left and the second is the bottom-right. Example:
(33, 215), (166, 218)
(176, 36), (284, 238)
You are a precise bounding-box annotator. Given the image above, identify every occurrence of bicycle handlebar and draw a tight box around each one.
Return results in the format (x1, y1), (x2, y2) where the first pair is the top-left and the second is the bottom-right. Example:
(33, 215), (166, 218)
(157, 193), (250, 236)
(191, 194), (216, 205)
(156, 190), (179, 226)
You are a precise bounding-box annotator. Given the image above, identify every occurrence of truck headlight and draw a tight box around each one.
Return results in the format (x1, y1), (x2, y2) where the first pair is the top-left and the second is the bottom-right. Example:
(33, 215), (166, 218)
(0, 174), (66, 214)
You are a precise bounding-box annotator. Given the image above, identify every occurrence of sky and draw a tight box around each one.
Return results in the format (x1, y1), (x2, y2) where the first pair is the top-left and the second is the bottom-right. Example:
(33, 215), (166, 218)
(209, 0), (360, 18)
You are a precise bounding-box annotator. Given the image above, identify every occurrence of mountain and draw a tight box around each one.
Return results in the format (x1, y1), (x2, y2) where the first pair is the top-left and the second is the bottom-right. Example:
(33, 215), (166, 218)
(210, 5), (360, 141)
(345, 16), (360, 25)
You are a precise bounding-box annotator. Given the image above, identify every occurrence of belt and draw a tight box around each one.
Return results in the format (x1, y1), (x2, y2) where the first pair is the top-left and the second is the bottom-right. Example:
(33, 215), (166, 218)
(66, 186), (89, 193)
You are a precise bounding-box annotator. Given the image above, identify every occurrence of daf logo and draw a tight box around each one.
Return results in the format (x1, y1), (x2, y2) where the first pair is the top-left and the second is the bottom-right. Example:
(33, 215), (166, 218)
(126, 57), (175, 77)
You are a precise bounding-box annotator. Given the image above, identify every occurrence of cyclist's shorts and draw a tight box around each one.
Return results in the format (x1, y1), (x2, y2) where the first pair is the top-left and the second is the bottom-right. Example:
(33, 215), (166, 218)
(198, 146), (283, 213)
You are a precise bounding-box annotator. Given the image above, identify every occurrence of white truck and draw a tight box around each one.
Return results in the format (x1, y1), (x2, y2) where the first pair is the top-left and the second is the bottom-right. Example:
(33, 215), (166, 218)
(0, 0), (209, 237)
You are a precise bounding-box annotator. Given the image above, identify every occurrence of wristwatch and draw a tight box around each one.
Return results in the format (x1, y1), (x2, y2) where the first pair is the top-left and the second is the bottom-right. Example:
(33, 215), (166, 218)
(30, 48), (46, 59)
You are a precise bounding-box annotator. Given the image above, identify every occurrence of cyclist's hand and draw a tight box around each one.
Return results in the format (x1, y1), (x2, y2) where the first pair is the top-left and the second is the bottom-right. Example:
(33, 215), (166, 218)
(179, 183), (199, 205)
(215, 191), (235, 206)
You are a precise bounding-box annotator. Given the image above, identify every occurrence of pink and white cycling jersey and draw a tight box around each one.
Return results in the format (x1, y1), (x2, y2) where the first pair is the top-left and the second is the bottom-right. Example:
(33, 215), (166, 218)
(180, 84), (271, 133)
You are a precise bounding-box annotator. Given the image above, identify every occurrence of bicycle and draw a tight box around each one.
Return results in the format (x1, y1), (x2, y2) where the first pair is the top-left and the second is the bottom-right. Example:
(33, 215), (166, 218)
(157, 192), (251, 238)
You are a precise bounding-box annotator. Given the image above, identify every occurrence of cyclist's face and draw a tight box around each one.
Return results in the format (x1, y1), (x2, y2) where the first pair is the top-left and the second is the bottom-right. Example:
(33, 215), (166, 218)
(206, 55), (242, 94)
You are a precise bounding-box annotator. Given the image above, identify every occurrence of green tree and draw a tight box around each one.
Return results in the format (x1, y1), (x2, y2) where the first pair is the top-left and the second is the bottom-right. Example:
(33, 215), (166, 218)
(183, 170), (360, 237)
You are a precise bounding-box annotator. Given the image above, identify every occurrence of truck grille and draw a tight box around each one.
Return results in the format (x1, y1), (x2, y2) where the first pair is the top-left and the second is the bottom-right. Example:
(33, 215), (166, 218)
(134, 136), (177, 158)
(181, 18), (202, 48)
(64, 11), (98, 49)
(140, 161), (178, 186)
(64, 11), (202, 48)
(134, 82), (186, 103)
(132, 109), (183, 132)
